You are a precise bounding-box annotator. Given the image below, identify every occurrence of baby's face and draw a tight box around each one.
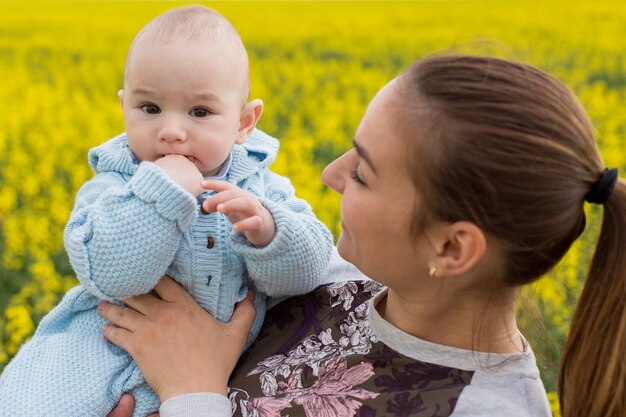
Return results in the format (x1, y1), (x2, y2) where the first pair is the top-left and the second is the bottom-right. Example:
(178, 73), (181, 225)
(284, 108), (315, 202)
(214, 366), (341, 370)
(120, 40), (248, 176)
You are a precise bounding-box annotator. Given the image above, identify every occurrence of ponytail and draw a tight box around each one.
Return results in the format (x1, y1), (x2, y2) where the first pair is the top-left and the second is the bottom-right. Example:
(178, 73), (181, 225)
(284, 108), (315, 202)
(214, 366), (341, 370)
(559, 179), (626, 417)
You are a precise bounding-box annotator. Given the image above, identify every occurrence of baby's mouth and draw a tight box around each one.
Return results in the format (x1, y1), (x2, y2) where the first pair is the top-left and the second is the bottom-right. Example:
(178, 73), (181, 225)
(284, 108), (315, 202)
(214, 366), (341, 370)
(162, 154), (197, 163)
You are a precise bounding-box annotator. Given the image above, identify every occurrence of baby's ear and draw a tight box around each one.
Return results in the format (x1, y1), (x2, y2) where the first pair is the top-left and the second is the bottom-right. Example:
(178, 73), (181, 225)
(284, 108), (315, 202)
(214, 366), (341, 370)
(237, 99), (263, 144)
(118, 89), (124, 107)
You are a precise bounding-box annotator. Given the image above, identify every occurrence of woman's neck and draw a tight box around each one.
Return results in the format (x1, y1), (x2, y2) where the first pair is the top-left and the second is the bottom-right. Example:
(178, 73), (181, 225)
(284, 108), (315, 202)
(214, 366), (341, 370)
(377, 287), (523, 354)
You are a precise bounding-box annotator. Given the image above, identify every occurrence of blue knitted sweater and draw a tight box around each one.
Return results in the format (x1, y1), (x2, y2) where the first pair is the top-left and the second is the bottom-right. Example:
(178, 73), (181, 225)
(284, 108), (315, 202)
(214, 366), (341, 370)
(0, 129), (333, 417)
(65, 128), (332, 323)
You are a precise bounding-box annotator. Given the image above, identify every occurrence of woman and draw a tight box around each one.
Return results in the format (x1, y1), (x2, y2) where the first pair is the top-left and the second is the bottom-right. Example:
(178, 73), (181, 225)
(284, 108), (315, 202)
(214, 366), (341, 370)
(101, 55), (625, 417)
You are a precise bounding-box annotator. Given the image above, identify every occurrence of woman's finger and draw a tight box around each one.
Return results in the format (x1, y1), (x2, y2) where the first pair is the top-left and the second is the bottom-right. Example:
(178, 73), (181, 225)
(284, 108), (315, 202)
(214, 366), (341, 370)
(121, 293), (161, 316)
(228, 291), (257, 346)
(152, 276), (192, 303)
(102, 323), (134, 353)
(106, 394), (135, 417)
(98, 302), (144, 332)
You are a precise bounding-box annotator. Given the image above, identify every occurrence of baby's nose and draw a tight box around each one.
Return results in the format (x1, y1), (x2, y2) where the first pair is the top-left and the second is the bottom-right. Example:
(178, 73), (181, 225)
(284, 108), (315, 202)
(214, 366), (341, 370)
(159, 115), (187, 142)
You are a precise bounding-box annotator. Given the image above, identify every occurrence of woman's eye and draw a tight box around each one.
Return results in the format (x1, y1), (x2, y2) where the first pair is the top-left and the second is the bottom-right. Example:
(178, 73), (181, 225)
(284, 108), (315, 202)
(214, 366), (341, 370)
(350, 169), (366, 185)
(141, 104), (160, 114)
(191, 108), (210, 118)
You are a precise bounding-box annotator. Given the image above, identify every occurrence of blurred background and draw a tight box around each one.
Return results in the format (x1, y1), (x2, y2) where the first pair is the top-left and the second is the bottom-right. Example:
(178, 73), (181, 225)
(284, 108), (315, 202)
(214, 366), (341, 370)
(1, 1), (625, 415)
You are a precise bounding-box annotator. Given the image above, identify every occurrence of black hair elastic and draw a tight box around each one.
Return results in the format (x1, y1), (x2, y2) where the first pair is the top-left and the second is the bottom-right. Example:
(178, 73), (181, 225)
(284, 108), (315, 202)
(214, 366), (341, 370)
(584, 168), (619, 205)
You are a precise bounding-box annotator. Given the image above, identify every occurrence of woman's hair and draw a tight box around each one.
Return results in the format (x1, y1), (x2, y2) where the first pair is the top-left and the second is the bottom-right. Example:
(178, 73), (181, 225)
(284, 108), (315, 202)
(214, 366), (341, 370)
(397, 55), (626, 417)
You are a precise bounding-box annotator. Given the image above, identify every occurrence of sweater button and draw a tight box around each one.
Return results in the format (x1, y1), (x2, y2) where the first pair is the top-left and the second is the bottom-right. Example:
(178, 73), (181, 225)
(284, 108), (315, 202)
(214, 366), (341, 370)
(207, 236), (215, 249)
(197, 196), (209, 214)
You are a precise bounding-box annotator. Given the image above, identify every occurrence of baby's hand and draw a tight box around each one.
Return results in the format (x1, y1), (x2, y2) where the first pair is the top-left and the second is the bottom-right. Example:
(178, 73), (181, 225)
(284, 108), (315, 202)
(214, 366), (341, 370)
(201, 180), (276, 247)
(155, 155), (204, 196)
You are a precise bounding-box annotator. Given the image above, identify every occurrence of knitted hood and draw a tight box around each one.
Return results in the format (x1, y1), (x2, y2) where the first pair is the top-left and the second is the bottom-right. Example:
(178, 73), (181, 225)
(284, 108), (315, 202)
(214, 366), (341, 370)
(88, 133), (138, 175)
(87, 129), (280, 180)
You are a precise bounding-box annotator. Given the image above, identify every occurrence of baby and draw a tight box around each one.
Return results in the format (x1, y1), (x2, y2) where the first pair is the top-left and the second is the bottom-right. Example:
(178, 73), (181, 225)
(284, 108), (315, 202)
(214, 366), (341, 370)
(0, 6), (332, 417)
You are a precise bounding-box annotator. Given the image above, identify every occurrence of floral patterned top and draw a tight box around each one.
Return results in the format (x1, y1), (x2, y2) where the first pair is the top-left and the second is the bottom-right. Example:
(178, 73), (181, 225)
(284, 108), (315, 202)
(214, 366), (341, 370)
(161, 277), (551, 417)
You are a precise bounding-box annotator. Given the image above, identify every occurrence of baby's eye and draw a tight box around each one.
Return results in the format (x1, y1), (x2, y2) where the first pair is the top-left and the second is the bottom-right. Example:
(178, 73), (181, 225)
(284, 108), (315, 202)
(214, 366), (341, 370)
(141, 104), (160, 114)
(190, 107), (210, 118)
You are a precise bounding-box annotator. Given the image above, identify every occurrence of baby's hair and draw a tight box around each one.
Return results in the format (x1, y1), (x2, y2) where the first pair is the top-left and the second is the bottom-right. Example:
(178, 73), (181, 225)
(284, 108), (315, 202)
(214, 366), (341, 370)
(397, 55), (626, 417)
(125, 5), (250, 96)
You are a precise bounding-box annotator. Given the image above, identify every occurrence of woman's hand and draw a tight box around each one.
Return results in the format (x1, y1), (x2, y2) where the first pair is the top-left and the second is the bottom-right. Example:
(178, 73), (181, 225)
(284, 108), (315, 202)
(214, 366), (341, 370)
(98, 276), (256, 402)
(107, 394), (159, 417)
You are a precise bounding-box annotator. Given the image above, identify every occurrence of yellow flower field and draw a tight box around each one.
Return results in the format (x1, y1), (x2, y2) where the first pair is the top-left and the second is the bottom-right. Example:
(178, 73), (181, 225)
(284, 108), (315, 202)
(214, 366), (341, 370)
(1, 1), (626, 414)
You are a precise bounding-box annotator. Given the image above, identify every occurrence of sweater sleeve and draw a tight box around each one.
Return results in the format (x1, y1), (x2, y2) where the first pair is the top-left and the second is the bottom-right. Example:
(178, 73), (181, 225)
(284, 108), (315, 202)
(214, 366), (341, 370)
(64, 162), (198, 300)
(159, 393), (231, 417)
(229, 170), (333, 297)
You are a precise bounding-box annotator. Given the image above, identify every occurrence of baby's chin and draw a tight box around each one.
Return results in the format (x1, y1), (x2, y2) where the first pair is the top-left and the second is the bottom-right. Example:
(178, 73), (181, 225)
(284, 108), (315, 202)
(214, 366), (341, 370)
(200, 165), (222, 177)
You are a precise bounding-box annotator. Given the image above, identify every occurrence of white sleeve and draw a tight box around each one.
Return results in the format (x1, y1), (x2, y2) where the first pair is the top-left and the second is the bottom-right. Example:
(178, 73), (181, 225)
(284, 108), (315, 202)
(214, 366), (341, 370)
(324, 247), (370, 283)
(159, 393), (231, 417)
(450, 371), (550, 417)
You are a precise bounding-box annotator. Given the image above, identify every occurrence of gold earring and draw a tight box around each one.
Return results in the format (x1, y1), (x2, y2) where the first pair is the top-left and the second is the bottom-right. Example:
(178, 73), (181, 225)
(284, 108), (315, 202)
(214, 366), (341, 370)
(429, 266), (437, 278)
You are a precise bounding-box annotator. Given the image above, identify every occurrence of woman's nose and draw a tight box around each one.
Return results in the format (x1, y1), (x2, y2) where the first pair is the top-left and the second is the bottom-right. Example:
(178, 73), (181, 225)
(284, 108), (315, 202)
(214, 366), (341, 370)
(159, 115), (187, 143)
(321, 150), (352, 194)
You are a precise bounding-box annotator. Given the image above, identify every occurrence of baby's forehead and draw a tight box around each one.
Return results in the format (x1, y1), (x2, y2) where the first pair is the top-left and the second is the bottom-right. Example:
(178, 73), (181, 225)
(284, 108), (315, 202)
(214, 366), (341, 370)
(124, 7), (250, 95)
(132, 10), (244, 60)
(131, 29), (245, 65)
(127, 32), (249, 80)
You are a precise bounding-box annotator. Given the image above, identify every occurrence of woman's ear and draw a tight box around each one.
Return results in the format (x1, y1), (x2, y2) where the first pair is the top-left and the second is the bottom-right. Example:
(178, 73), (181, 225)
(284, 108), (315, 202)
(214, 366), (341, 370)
(118, 89), (124, 107)
(428, 221), (487, 278)
(236, 99), (263, 144)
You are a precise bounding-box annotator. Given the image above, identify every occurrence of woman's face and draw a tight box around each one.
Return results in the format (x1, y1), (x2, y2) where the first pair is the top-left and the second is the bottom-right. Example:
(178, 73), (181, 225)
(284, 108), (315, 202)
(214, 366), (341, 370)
(322, 79), (430, 285)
